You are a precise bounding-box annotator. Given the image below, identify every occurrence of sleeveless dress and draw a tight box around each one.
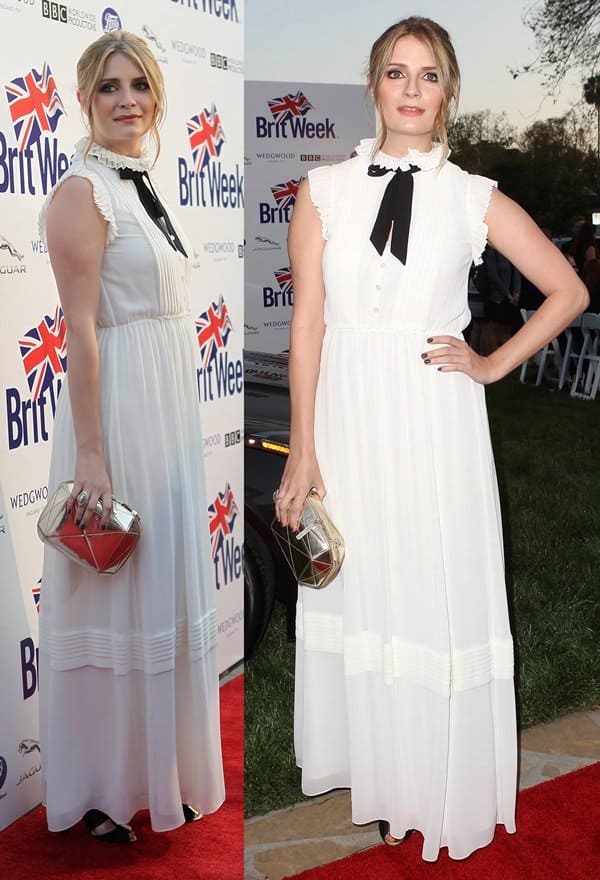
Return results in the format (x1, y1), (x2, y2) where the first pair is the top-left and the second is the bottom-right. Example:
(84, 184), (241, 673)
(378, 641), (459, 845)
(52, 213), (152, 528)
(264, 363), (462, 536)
(294, 139), (517, 861)
(38, 140), (225, 832)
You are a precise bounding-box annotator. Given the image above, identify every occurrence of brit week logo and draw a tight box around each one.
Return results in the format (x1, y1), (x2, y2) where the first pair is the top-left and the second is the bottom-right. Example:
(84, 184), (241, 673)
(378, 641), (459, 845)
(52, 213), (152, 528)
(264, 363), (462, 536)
(1, 61), (69, 196)
(6, 306), (66, 450)
(263, 267), (293, 308)
(259, 178), (301, 224)
(21, 634), (39, 700)
(178, 103), (243, 209)
(32, 579), (41, 614)
(208, 483), (242, 589)
(256, 91), (336, 140)
(195, 295), (243, 403)
(170, 0), (240, 23)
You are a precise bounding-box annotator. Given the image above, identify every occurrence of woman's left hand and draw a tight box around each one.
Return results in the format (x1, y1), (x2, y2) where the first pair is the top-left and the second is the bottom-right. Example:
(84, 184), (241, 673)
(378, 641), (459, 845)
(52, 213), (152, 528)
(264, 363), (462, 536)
(421, 335), (499, 385)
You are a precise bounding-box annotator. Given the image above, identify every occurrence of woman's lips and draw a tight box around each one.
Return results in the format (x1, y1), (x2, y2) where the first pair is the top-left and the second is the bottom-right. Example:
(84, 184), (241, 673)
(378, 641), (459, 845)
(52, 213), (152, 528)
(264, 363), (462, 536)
(114, 115), (141, 122)
(398, 106), (425, 116)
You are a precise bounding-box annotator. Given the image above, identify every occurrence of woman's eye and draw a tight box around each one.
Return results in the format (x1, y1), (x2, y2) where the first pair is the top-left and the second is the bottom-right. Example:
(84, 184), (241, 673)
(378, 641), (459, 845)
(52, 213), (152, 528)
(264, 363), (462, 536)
(135, 81), (150, 90)
(387, 70), (403, 79)
(99, 83), (116, 93)
(423, 72), (439, 82)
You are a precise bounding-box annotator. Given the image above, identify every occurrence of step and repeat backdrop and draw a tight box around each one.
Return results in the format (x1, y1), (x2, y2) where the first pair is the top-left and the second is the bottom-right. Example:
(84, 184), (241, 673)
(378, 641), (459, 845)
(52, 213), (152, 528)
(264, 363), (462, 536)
(244, 81), (374, 353)
(0, 0), (243, 830)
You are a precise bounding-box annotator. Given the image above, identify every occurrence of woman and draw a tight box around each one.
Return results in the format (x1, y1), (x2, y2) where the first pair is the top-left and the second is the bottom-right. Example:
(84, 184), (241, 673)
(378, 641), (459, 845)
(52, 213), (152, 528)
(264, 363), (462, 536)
(582, 257), (600, 311)
(480, 245), (522, 354)
(38, 32), (225, 842)
(275, 17), (587, 862)
(568, 221), (599, 274)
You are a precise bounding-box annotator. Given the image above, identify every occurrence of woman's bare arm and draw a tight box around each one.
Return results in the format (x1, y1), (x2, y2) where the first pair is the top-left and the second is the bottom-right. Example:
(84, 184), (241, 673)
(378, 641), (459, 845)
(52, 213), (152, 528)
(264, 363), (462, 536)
(274, 178), (327, 530)
(424, 189), (589, 382)
(46, 176), (111, 526)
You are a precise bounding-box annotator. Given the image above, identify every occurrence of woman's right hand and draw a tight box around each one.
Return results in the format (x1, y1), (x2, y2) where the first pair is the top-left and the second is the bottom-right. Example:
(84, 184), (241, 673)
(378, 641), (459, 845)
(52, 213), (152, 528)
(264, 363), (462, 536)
(274, 451), (326, 531)
(68, 451), (112, 529)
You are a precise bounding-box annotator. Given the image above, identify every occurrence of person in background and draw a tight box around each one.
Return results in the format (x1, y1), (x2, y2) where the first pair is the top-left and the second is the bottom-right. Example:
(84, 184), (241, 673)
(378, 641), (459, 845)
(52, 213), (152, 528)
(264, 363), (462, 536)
(582, 258), (600, 312)
(481, 245), (522, 353)
(561, 215), (585, 257)
(519, 228), (552, 312)
(568, 221), (599, 275)
(275, 15), (588, 864)
(38, 31), (224, 843)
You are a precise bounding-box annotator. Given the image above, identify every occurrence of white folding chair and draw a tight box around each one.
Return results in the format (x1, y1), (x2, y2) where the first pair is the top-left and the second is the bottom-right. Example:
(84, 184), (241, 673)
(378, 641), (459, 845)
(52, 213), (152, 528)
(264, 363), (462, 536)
(558, 315), (584, 391)
(570, 313), (600, 400)
(519, 309), (563, 386)
(519, 309), (535, 383)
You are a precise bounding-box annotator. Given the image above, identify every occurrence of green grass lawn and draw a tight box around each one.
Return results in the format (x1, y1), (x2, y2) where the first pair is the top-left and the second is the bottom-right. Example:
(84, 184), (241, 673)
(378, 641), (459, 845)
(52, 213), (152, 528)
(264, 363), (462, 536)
(245, 375), (600, 818)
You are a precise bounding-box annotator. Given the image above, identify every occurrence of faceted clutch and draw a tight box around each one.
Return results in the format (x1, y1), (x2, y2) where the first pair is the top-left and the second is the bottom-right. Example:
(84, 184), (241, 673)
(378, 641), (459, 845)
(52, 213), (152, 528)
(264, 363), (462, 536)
(271, 489), (345, 589)
(37, 481), (142, 575)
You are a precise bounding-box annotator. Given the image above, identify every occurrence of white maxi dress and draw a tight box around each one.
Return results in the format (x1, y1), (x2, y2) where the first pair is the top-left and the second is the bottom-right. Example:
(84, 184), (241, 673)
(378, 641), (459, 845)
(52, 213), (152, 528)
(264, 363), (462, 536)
(294, 139), (517, 861)
(38, 140), (225, 832)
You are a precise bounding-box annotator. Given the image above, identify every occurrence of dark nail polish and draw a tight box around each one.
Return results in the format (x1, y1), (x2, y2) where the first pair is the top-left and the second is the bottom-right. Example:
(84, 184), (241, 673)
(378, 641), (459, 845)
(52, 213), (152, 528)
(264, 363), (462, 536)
(421, 352), (427, 360)
(424, 359), (431, 365)
(427, 337), (433, 343)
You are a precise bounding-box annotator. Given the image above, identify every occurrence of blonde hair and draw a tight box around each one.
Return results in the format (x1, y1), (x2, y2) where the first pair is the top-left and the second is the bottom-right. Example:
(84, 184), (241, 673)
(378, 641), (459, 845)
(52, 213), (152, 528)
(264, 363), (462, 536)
(76, 30), (165, 160)
(367, 17), (460, 160)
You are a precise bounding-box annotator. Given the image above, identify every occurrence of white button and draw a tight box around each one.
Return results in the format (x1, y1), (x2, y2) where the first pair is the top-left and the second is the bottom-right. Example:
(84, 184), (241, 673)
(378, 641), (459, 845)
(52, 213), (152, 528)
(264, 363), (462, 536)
(373, 307), (380, 313)
(375, 284), (381, 291)
(380, 262), (385, 269)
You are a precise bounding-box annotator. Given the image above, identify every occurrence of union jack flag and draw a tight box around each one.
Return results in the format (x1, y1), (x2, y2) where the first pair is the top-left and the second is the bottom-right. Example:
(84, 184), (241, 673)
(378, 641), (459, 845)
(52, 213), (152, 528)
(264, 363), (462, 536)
(208, 483), (239, 557)
(268, 91), (313, 123)
(187, 104), (225, 173)
(32, 579), (41, 613)
(19, 306), (67, 401)
(195, 295), (233, 368)
(271, 178), (301, 210)
(274, 267), (293, 297)
(5, 62), (65, 152)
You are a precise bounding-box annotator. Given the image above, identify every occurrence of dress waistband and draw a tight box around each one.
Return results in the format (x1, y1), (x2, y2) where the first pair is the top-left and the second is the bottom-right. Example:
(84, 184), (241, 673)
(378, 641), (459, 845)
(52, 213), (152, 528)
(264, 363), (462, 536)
(97, 312), (192, 330)
(326, 322), (466, 335)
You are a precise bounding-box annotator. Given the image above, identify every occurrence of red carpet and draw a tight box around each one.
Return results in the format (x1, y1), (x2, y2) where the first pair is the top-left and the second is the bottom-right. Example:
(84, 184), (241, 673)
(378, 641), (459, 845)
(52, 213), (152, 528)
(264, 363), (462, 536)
(285, 762), (600, 880)
(0, 674), (243, 880)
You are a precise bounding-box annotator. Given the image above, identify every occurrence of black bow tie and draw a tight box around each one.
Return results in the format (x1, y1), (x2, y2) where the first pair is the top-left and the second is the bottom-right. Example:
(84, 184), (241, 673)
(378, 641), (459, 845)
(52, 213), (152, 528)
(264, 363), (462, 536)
(368, 163), (419, 265)
(119, 168), (188, 258)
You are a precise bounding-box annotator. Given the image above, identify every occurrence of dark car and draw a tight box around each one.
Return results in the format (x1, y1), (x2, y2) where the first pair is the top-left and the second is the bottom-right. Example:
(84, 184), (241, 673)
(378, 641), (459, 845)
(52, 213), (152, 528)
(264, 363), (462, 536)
(244, 350), (295, 656)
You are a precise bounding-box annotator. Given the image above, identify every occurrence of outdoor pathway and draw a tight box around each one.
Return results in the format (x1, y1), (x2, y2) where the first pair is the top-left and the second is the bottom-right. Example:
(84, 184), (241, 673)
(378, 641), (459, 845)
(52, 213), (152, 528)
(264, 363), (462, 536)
(245, 708), (600, 880)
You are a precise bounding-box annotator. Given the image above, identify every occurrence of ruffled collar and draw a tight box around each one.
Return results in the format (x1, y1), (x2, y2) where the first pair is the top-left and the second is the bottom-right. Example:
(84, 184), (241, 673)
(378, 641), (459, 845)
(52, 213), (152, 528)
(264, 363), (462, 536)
(74, 137), (152, 171)
(355, 138), (447, 171)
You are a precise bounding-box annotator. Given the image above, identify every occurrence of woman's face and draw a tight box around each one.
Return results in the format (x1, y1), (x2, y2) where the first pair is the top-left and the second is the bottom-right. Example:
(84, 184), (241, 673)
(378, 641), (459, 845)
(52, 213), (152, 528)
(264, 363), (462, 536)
(87, 51), (156, 156)
(375, 35), (443, 153)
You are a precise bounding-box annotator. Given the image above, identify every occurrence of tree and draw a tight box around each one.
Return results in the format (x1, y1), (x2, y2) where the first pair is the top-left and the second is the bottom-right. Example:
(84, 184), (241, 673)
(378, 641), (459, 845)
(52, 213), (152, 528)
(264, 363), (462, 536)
(518, 116), (597, 230)
(449, 110), (597, 232)
(449, 110), (517, 151)
(514, 0), (600, 88)
(583, 73), (600, 161)
(449, 111), (518, 177)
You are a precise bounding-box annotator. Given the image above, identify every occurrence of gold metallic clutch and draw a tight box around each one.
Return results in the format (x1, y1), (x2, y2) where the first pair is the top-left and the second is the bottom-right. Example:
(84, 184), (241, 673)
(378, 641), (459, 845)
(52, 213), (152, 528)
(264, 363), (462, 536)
(37, 481), (142, 575)
(271, 488), (345, 588)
